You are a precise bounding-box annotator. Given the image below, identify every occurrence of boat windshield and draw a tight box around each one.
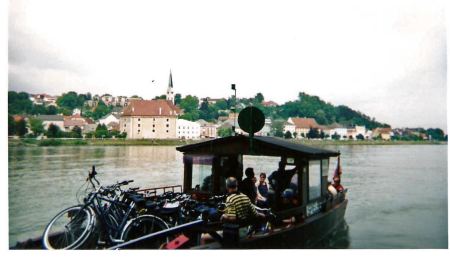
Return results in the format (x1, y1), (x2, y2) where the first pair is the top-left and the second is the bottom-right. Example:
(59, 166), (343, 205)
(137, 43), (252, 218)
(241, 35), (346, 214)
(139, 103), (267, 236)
(191, 155), (214, 192)
(309, 160), (321, 200)
(308, 159), (330, 201)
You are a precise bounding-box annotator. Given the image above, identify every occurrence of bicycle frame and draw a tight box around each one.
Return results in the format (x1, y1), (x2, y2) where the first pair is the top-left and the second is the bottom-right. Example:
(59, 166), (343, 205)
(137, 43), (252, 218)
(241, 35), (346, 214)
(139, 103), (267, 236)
(81, 186), (139, 245)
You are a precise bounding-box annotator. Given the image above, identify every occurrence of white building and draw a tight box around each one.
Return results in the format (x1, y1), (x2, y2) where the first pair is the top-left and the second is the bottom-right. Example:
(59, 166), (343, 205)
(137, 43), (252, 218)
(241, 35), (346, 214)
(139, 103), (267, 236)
(283, 120), (296, 135)
(120, 100), (180, 139)
(36, 115), (65, 131)
(99, 113), (120, 125)
(256, 118), (272, 136)
(72, 108), (82, 115)
(30, 94), (57, 106)
(330, 127), (348, 139)
(197, 119), (218, 138)
(176, 119), (201, 139)
(355, 125), (366, 138)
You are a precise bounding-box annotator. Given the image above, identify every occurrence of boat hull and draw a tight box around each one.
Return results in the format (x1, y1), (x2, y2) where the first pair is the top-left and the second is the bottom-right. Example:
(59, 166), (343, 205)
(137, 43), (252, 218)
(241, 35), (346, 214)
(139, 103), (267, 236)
(204, 198), (348, 249)
(242, 199), (348, 249)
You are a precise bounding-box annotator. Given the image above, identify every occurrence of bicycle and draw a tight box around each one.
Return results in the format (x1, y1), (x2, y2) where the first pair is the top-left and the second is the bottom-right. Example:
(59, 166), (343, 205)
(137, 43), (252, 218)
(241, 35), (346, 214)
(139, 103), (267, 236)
(42, 167), (168, 249)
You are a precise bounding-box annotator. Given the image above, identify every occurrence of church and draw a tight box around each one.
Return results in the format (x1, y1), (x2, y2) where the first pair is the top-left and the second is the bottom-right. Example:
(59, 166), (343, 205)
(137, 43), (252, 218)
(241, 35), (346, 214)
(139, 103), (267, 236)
(119, 71), (181, 139)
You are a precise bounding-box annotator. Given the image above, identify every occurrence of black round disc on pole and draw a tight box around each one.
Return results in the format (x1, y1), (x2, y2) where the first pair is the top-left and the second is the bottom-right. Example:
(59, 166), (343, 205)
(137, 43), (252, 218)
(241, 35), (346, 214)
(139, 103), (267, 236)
(238, 106), (265, 136)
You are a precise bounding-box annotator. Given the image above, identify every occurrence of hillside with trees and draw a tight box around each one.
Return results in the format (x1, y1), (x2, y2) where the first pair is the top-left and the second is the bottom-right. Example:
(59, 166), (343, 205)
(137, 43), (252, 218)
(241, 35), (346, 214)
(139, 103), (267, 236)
(228, 92), (390, 130)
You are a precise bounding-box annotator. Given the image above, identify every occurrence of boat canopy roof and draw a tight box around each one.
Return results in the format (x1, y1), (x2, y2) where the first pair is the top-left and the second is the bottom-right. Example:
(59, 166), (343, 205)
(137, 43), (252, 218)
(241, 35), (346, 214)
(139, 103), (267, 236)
(176, 135), (340, 159)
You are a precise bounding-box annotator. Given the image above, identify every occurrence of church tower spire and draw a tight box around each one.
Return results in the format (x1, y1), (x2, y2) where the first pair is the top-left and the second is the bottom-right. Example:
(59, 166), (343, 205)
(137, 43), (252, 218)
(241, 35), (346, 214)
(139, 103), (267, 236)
(166, 69), (174, 104)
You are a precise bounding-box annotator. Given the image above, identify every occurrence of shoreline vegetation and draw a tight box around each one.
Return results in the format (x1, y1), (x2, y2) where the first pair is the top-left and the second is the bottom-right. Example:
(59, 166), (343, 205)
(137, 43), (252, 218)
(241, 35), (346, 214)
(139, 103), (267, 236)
(8, 138), (447, 147)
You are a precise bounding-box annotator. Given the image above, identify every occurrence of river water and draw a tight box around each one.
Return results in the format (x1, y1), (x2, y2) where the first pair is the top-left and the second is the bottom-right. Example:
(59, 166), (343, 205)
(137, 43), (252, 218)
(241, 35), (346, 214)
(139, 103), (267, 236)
(8, 144), (448, 248)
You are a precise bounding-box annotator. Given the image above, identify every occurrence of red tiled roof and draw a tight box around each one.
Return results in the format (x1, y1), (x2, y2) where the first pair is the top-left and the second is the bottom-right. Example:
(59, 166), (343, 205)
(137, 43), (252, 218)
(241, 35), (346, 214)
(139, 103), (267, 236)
(84, 118), (95, 124)
(13, 115), (25, 122)
(374, 127), (392, 134)
(122, 100), (181, 117)
(65, 114), (82, 120)
(64, 120), (86, 127)
(290, 118), (319, 129)
(262, 101), (278, 107)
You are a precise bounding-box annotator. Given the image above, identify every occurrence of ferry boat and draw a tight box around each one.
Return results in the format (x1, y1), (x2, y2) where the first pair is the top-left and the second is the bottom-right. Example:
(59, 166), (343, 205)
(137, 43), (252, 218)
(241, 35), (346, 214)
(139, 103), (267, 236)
(109, 133), (348, 249)
(175, 134), (347, 249)
(14, 109), (348, 250)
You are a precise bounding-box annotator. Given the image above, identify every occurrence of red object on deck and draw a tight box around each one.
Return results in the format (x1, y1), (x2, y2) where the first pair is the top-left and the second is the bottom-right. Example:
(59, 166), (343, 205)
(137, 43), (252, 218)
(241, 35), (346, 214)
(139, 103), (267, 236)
(165, 234), (190, 249)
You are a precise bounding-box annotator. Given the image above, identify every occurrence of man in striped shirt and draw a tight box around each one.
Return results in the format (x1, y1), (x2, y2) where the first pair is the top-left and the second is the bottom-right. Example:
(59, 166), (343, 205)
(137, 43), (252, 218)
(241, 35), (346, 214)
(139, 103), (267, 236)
(221, 177), (264, 225)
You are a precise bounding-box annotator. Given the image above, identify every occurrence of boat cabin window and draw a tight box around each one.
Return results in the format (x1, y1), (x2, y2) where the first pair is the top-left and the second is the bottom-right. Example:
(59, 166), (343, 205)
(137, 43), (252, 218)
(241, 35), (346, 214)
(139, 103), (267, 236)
(191, 156), (214, 193)
(308, 160), (321, 200)
(242, 155), (279, 179)
(322, 159), (329, 177)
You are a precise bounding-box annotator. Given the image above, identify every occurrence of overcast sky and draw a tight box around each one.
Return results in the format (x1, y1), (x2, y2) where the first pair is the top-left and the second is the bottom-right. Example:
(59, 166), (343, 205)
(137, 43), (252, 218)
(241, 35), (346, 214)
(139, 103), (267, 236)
(8, 0), (447, 130)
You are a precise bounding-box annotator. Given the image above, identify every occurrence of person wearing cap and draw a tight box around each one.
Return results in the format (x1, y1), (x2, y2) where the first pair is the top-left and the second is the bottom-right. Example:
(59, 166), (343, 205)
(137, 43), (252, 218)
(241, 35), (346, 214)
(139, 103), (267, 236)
(221, 177), (264, 224)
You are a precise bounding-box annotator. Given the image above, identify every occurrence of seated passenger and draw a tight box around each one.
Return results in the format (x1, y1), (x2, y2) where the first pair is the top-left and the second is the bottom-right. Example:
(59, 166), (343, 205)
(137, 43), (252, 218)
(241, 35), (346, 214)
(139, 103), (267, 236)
(221, 177), (264, 225)
(327, 182), (338, 198)
(269, 162), (297, 191)
(332, 176), (344, 192)
(239, 168), (257, 203)
(280, 188), (299, 209)
(255, 173), (269, 208)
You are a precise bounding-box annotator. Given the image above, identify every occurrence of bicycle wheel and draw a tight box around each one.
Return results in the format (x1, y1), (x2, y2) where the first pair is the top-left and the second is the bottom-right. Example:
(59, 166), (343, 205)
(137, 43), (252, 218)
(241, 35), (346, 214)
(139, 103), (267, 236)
(120, 215), (170, 249)
(42, 205), (96, 249)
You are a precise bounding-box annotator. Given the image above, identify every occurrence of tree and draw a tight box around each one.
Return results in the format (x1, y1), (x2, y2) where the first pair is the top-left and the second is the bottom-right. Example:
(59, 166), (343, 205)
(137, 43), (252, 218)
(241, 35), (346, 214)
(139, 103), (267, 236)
(92, 100), (109, 120)
(314, 109), (328, 125)
(218, 127), (233, 137)
(46, 105), (58, 115)
(29, 118), (45, 137)
(214, 99), (228, 110)
(271, 119), (285, 138)
(199, 100), (219, 121)
(8, 91), (33, 115)
(174, 93), (182, 105)
(284, 131), (292, 139)
(426, 128), (445, 141)
(254, 93), (264, 103)
(319, 130), (325, 139)
(56, 91), (84, 110)
(331, 132), (340, 140)
(356, 133), (365, 140)
(59, 107), (73, 116)
(46, 124), (61, 138)
(95, 124), (109, 138)
(15, 119), (28, 137)
(180, 95), (199, 112)
(71, 126), (82, 138)
(180, 95), (200, 121)
(307, 127), (320, 139)
(8, 115), (15, 136)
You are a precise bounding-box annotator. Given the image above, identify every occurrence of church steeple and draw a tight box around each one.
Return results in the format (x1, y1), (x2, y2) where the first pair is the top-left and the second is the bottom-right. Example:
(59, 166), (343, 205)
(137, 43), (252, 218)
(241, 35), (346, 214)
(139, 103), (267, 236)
(166, 70), (174, 103)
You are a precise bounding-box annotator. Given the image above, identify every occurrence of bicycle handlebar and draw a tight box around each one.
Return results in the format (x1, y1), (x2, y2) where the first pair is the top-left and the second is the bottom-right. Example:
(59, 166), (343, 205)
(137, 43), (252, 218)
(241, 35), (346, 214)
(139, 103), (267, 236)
(117, 180), (134, 186)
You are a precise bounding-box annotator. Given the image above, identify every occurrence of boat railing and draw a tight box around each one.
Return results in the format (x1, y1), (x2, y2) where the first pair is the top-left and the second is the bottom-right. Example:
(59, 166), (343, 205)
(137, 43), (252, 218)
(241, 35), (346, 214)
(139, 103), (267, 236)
(108, 219), (207, 249)
(135, 185), (183, 198)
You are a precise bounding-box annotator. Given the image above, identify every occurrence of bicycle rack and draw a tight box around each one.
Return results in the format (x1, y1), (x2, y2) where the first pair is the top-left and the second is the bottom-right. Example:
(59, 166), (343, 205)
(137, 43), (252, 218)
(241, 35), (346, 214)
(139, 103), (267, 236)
(137, 185), (183, 198)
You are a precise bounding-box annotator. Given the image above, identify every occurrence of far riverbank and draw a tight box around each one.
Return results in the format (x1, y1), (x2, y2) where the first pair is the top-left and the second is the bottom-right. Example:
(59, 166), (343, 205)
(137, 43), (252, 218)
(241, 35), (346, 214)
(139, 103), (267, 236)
(8, 138), (447, 147)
